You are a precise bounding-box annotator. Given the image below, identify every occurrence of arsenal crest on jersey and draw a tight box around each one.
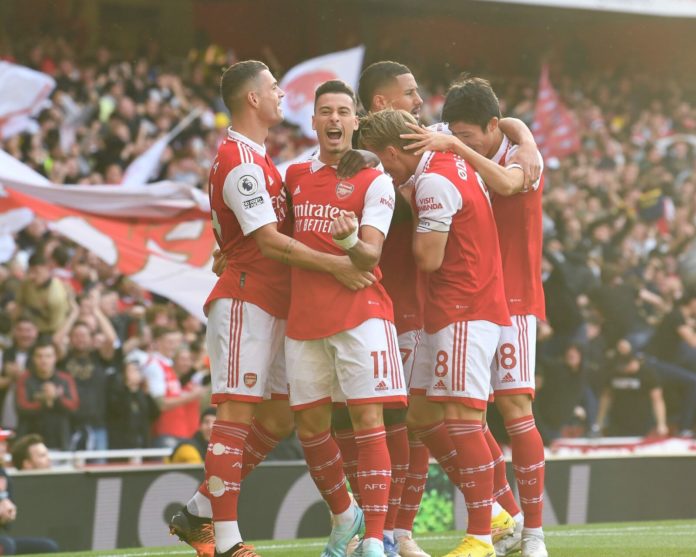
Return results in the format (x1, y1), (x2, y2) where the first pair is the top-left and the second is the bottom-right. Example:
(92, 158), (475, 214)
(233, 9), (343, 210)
(336, 181), (354, 199)
(244, 373), (258, 388)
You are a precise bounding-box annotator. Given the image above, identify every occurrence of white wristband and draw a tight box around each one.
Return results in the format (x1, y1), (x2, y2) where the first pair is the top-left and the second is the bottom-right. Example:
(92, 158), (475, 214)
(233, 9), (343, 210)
(333, 225), (359, 250)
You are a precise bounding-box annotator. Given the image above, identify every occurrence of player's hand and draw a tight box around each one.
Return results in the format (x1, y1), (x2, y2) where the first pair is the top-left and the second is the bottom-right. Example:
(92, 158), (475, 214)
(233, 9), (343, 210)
(400, 123), (456, 156)
(509, 142), (541, 191)
(42, 382), (58, 401)
(0, 499), (17, 525)
(336, 149), (380, 179)
(331, 256), (376, 291)
(331, 211), (358, 241)
(655, 424), (669, 438)
(211, 249), (227, 277)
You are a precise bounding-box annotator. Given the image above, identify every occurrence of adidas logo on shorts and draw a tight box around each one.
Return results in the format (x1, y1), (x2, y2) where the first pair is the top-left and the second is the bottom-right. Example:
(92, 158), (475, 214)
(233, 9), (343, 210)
(375, 380), (388, 391)
(502, 372), (515, 383)
(433, 379), (447, 390)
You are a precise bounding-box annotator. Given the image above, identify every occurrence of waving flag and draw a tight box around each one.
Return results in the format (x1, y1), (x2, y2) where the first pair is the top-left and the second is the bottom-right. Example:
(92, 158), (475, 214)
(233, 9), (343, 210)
(531, 64), (581, 160)
(280, 46), (365, 137)
(0, 152), (216, 320)
(0, 62), (55, 140)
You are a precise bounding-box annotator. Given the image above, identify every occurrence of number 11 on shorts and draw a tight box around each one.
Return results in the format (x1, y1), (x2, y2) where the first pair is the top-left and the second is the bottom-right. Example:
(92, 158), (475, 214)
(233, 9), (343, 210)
(371, 350), (388, 378)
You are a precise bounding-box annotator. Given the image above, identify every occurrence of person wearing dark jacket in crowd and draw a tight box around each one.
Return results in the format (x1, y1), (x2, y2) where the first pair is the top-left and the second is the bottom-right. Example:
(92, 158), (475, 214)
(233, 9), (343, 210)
(15, 340), (79, 450)
(107, 358), (159, 449)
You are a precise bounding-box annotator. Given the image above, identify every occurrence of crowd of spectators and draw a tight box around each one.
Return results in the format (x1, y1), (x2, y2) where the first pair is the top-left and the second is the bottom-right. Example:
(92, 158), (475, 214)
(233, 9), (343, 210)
(0, 35), (696, 459)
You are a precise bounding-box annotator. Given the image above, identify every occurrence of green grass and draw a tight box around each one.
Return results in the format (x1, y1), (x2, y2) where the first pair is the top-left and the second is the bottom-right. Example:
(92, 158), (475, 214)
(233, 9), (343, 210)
(32, 519), (696, 557)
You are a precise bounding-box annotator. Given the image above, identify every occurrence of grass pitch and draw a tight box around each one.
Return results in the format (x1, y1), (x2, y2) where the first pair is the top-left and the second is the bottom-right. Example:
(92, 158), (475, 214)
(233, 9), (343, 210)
(36, 519), (696, 557)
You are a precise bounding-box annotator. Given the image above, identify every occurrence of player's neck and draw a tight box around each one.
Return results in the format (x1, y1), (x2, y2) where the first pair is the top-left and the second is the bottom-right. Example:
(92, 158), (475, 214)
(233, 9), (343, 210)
(230, 116), (268, 148)
(318, 148), (349, 168)
(485, 129), (505, 159)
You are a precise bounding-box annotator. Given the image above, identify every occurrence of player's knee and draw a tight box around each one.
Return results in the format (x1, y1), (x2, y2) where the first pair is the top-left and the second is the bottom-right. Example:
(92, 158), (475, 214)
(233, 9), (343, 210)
(495, 393), (533, 420)
(406, 396), (443, 430)
(348, 404), (384, 431)
(294, 406), (332, 438)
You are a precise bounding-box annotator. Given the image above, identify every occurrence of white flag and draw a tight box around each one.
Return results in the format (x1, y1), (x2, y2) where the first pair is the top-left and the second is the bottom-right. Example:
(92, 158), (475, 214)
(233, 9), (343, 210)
(280, 46), (365, 137)
(0, 62), (55, 140)
(121, 108), (203, 187)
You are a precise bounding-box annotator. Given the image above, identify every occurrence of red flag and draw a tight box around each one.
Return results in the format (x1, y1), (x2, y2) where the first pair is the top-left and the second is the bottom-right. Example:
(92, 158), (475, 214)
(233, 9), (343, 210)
(531, 65), (581, 160)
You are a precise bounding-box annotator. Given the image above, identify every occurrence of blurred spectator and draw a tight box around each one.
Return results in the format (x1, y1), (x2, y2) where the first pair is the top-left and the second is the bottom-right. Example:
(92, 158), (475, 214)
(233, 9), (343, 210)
(647, 290), (696, 371)
(15, 341), (79, 450)
(16, 253), (70, 336)
(52, 290), (120, 453)
(592, 341), (668, 437)
(0, 317), (39, 430)
(536, 344), (592, 443)
(141, 328), (205, 448)
(2, 435), (58, 554)
(10, 434), (51, 471)
(169, 407), (215, 464)
(106, 358), (159, 450)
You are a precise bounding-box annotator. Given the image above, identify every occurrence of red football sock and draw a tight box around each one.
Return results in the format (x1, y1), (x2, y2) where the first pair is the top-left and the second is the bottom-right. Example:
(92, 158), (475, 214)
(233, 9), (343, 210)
(483, 423), (521, 517)
(334, 428), (361, 506)
(241, 417), (281, 481)
(506, 416), (545, 529)
(414, 421), (459, 486)
(205, 420), (249, 521)
(355, 426), (391, 541)
(384, 424), (409, 531)
(395, 438), (429, 532)
(300, 430), (352, 515)
(446, 419), (494, 536)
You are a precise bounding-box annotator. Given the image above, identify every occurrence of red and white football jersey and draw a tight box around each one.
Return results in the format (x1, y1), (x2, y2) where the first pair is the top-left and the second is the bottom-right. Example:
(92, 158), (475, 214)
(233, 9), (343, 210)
(204, 129), (291, 318)
(380, 218), (425, 335)
(285, 158), (395, 340)
(490, 135), (546, 321)
(414, 151), (510, 333)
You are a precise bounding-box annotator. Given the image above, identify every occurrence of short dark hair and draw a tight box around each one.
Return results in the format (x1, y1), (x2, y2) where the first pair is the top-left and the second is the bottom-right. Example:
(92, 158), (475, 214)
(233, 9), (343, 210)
(11, 433), (45, 470)
(152, 326), (177, 340)
(442, 77), (501, 132)
(314, 80), (357, 109)
(28, 251), (48, 268)
(358, 61), (411, 112)
(220, 60), (268, 115)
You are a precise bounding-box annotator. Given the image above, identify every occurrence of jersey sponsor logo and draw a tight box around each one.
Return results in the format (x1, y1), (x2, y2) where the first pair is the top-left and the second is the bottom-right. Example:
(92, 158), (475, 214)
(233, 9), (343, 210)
(243, 196), (264, 210)
(238, 174), (259, 196)
(375, 380), (388, 391)
(433, 379), (447, 390)
(417, 196), (444, 212)
(336, 181), (354, 199)
(244, 373), (258, 388)
(502, 372), (516, 383)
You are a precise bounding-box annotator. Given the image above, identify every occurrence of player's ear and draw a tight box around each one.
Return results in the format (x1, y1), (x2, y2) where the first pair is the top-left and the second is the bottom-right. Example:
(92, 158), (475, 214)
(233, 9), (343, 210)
(372, 95), (387, 112)
(488, 117), (499, 134)
(247, 89), (259, 108)
(312, 114), (317, 132)
(352, 114), (359, 131)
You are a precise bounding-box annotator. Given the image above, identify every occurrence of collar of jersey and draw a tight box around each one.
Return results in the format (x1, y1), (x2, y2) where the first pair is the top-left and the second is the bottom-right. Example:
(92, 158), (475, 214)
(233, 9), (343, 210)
(491, 134), (511, 165)
(310, 155), (338, 174)
(414, 150), (435, 180)
(227, 128), (266, 156)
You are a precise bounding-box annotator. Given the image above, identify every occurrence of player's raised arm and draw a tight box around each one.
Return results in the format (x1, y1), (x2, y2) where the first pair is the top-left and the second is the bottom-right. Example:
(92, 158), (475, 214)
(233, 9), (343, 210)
(498, 117), (541, 188)
(401, 123), (526, 196)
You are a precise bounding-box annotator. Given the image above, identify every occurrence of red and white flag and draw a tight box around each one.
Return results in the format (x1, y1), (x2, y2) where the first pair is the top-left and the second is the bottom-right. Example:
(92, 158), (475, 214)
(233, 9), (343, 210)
(280, 46), (365, 137)
(0, 152), (216, 321)
(531, 64), (581, 160)
(0, 62), (55, 140)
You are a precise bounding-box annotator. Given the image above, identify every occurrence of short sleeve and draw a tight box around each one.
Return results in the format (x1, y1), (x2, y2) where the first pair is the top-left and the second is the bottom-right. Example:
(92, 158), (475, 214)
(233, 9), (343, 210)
(361, 173), (395, 238)
(415, 173), (462, 233)
(142, 360), (166, 399)
(222, 162), (278, 236)
(506, 145), (545, 191)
